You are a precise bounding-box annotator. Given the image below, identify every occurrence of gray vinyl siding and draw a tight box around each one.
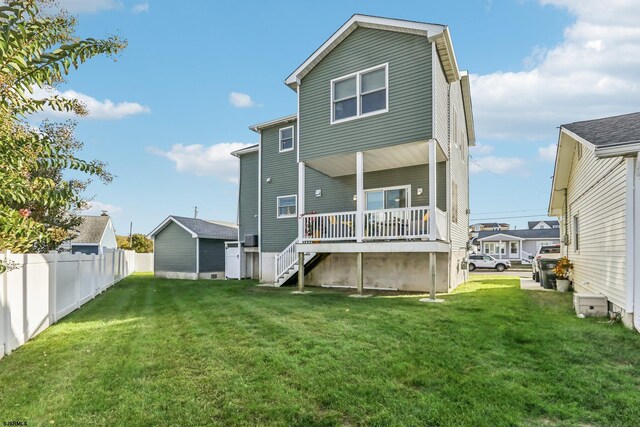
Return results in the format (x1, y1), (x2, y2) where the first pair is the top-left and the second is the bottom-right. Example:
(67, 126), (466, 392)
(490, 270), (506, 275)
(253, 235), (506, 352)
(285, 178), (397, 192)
(299, 27), (433, 161)
(305, 163), (446, 213)
(198, 238), (227, 272)
(154, 222), (196, 273)
(433, 45), (450, 152)
(239, 151), (259, 240)
(261, 123), (299, 252)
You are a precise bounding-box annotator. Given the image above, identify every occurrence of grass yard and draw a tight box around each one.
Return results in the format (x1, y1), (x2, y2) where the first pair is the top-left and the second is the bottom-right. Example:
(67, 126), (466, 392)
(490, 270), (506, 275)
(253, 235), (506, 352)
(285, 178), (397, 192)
(1, 274), (640, 426)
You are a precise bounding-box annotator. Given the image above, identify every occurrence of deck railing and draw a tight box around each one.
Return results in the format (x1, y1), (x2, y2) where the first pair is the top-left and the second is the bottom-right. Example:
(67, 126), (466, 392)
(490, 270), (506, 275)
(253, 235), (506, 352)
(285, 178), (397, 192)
(275, 240), (298, 279)
(300, 207), (447, 243)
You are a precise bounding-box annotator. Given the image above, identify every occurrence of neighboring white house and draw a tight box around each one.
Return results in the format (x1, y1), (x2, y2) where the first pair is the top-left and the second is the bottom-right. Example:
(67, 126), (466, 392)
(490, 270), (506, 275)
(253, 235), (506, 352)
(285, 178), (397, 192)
(549, 112), (640, 331)
(474, 225), (560, 262)
(527, 220), (560, 230)
(66, 214), (118, 255)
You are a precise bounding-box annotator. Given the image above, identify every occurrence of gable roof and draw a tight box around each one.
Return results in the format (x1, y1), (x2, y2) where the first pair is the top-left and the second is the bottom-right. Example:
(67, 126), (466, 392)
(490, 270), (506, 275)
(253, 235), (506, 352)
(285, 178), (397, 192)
(285, 14), (456, 88)
(231, 144), (259, 157)
(477, 228), (560, 241)
(549, 112), (640, 215)
(528, 220), (559, 229)
(149, 216), (238, 240)
(562, 112), (640, 156)
(70, 215), (111, 245)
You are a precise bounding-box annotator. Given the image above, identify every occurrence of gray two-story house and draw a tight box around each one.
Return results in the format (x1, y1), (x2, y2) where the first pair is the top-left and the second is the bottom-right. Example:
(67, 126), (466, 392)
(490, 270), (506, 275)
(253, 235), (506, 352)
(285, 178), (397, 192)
(233, 15), (475, 292)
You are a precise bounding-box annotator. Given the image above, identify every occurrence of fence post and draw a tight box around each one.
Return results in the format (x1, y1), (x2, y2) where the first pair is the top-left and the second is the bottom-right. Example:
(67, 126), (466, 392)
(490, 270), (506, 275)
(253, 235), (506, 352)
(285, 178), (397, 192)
(111, 249), (116, 287)
(48, 251), (57, 324)
(75, 252), (81, 309)
(22, 253), (28, 344)
(91, 253), (97, 299)
(1, 250), (9, 357)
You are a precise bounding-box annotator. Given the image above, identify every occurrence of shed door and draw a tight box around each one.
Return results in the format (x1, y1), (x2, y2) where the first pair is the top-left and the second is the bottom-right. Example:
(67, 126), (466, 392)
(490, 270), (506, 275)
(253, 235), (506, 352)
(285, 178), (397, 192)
(225, 245), (240, 279)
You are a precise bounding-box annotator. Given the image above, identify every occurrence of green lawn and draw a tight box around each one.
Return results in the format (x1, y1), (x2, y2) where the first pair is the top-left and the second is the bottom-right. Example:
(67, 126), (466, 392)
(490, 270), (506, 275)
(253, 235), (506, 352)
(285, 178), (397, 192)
(1, 274), (639, 426)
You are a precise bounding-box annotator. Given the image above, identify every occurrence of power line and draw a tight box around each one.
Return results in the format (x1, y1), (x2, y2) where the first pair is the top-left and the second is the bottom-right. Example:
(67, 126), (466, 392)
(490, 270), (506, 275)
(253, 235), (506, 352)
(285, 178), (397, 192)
(471, 208), (549, 215)
(471, 213), (551, 221)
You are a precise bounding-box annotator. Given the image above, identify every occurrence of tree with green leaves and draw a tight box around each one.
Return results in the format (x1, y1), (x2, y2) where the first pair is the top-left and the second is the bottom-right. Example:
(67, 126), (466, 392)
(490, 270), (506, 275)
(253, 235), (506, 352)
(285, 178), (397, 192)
(0, 0), (126, 270)
(117, 234), (153, 253)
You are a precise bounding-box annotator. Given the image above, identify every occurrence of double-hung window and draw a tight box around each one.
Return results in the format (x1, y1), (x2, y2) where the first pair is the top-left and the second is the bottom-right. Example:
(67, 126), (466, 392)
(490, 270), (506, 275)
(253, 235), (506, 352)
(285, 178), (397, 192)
(331, 64), (388, 123)
(277, 195), (297, 218)
(279, 126), (294, 152)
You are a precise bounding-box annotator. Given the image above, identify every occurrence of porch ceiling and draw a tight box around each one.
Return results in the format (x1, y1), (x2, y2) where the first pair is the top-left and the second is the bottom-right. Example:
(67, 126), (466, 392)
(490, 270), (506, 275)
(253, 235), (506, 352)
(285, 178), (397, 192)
(305, 140), (447, 177)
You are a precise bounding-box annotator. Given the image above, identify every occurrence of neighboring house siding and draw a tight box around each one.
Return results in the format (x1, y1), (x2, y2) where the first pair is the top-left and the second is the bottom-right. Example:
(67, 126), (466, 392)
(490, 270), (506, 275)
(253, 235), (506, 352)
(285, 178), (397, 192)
(433, 45), (449, 153)
(261, 123), (298, 253)
(154, 222), (196, 273)
(101, 220), (118, 249)
(71, 245), (99, 255)
(564, 144), (628, 307)
(448, 79), (470, 252)
(299, 27), (433, 161)
(198, 238), (227, 272)
(239, 151), (259, 240)
(304, 163), (447, 214)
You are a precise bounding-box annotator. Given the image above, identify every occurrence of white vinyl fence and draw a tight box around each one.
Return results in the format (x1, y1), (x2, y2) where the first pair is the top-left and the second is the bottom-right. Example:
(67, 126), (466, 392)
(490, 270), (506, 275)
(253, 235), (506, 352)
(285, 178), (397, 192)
(1, 248), (136, 358)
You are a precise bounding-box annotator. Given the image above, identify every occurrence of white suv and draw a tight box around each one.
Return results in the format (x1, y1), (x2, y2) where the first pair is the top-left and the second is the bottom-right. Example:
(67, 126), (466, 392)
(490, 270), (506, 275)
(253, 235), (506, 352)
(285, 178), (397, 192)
(532, 244), (561, 282)
(468, 255), (511, 272)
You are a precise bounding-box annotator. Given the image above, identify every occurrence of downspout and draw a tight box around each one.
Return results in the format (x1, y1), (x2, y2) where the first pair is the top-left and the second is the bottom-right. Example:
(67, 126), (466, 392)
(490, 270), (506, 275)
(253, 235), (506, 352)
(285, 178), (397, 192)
(563, 188), (569, 258)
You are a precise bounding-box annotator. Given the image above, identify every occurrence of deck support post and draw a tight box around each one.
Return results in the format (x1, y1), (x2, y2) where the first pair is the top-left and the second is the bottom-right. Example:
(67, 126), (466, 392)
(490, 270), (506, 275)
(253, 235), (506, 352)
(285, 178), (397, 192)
(297, 252), (304, 292)
(428, 140), (437, 241)
(420, 252), (444, 304)
(298, 161), (306, 243)
(349, 252), (371, 298)
(356, 151), (364, 242)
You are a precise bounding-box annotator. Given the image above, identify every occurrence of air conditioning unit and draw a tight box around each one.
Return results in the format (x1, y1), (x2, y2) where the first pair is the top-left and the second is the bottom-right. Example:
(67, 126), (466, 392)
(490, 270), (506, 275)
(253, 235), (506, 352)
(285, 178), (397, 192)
(244, 234), (258, 247)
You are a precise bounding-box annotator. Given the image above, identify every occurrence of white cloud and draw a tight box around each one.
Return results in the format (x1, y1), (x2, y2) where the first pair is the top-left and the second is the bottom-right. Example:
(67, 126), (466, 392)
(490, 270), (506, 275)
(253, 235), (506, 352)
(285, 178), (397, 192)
(132, 2), (149, 13)
(31, 86), (150, 120)
(82, 201), (123, 216)
(58, 0), (123, 13)
(229, 92), (257, 108)
(149, 142), (253, 183)
(538, 144), (558, 162)
(470, 156), (528, 176)
(470, 143), (495, 155)
(472, 0), (640, 141)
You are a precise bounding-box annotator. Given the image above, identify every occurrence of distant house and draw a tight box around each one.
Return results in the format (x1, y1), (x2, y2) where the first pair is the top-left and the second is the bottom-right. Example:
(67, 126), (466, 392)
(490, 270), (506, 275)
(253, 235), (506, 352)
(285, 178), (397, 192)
(475, 228), (560, 262)
(149, 216), (238, 280)
(67, 214), (117, 255)
(527, 220), (560, 230)
(469, 222), (510, 233)
(549, 112), (640, 330)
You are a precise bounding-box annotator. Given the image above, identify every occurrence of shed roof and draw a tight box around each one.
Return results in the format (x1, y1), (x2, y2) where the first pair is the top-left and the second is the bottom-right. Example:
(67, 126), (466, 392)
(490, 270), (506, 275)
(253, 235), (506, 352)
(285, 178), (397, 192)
(70, 215), (110, 244)
(149, 216), (238, 240)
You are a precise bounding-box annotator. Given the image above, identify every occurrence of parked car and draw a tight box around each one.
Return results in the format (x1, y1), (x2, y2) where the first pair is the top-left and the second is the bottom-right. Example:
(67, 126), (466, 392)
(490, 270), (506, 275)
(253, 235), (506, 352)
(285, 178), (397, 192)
(468, 255), (511, 272)
(531, 244), (561, 282)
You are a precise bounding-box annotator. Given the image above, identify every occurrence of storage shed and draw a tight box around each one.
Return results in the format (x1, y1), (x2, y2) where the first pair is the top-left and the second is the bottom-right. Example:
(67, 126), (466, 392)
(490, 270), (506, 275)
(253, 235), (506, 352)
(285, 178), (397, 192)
(149, 216), (238, 280)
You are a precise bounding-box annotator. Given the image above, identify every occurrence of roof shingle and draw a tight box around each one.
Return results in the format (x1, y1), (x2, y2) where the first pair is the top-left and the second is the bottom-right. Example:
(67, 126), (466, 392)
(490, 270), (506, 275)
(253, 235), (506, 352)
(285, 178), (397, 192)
(563, 112), (640, 148)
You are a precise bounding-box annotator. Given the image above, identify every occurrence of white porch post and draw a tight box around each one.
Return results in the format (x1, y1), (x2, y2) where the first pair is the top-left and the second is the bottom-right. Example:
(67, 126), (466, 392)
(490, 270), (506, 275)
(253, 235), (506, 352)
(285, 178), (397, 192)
(429, 139), (437, 241)
(633, 154), (640, 330)
(356, 152), (364, 242)
(298, 161), (306, 242)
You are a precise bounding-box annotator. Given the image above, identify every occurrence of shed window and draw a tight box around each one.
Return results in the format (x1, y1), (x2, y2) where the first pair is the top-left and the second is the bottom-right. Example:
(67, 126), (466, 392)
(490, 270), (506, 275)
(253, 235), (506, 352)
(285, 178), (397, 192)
(279, 126), (294, 152)
(331, 64), (388, 123)
(277, 195), (297, 218)
(573, 215), (579, 251)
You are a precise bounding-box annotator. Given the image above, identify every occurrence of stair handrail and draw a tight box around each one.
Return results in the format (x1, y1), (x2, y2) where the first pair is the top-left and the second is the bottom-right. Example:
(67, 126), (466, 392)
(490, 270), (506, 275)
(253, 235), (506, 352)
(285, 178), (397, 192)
(275, 240), (298, 281)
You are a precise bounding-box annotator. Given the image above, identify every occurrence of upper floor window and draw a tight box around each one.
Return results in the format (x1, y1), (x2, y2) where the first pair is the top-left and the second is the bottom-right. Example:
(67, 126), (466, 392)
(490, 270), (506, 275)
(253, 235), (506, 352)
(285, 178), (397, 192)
(279, 126), (294, 152)
(331, 63), (388, 124)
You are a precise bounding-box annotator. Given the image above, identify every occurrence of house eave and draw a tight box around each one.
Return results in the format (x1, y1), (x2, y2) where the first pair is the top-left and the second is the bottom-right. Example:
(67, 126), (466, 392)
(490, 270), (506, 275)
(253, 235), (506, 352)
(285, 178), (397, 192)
(248, 114), (297, 133)
(594, 142), (640, 159)
(460, 71), (475, 146)
(231, 144), (259, 157)
(284, 14), (450, 89)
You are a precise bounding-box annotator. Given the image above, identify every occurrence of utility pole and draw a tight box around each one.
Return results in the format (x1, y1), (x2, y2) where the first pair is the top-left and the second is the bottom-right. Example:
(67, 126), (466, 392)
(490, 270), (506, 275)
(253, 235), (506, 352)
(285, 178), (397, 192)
(194, 206), (198, 219)
(128, 222), (133, 247)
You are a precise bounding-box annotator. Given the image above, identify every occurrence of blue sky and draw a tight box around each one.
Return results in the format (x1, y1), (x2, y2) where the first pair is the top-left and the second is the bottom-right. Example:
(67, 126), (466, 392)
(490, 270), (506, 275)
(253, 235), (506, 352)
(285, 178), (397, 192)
(45, 0), (640, 234)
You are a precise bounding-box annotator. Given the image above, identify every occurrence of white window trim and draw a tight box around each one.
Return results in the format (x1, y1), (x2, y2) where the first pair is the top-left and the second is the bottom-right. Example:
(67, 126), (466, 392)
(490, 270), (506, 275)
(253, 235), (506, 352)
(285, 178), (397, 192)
(276, 194), (297, 219)
(278, 126), (295, 153)
(364, 184), (411, 210)
(330, 63), (389, 125)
